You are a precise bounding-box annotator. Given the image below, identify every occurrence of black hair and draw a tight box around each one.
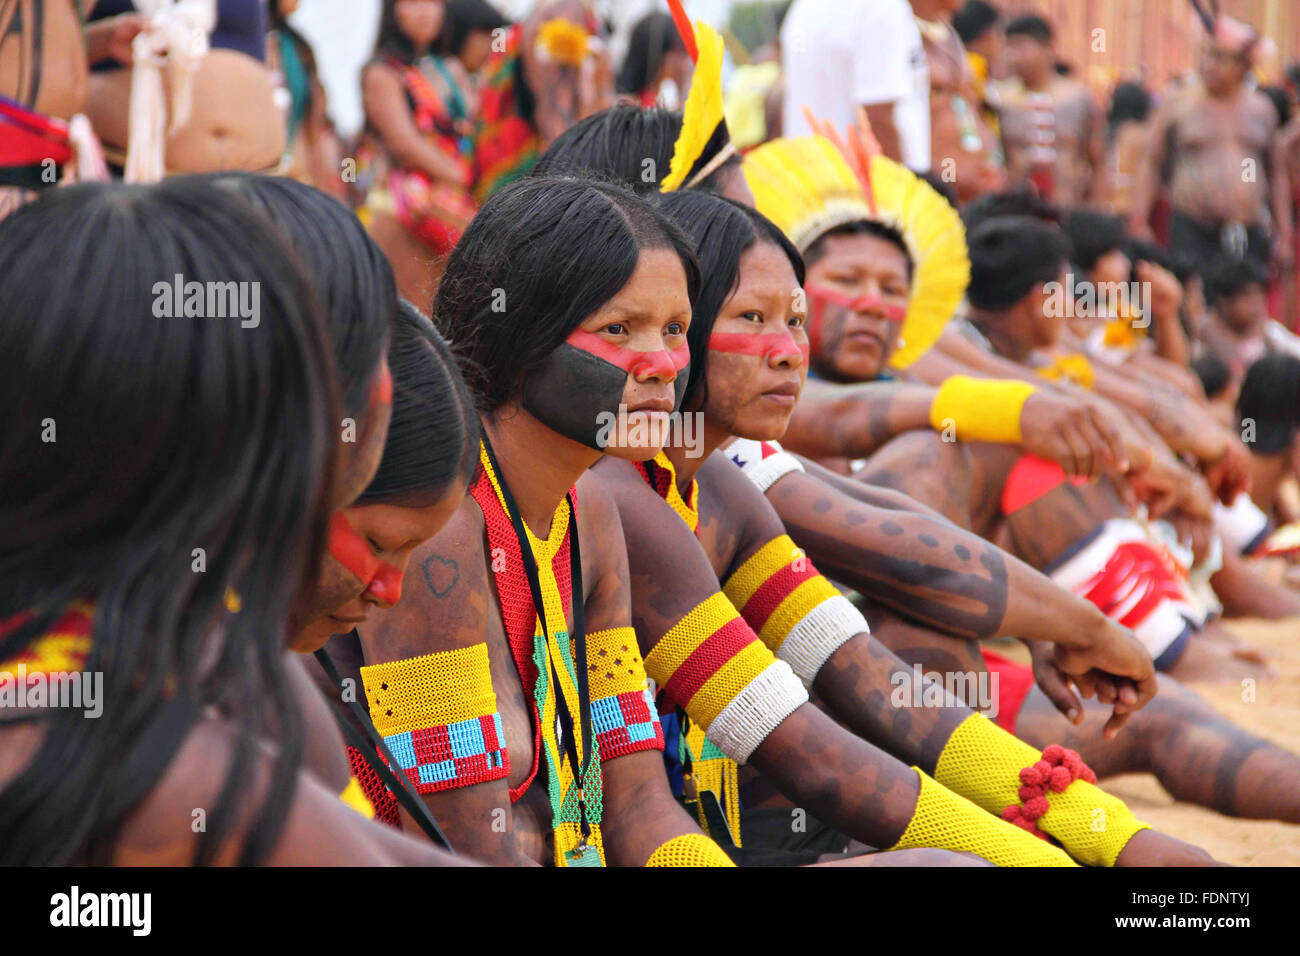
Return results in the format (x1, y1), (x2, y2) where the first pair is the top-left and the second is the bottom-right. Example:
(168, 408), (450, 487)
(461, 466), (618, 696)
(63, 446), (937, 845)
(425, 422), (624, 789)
(953, 1), (1000, 45)
(532, 102), (738, 195)
(1259, 84), (1292, 128)
(962, 185), (1062, 230)
(358, 300), (481, 505)
(0, 180), (339, 865)
(1107, 81), (1151, 136)
(1191, 352), (1232, 400)
(1286, 61), (1300, 93)
(203, 174), (395, 416)
(438, 0), (509, 58)
(373, 0), (436, 64)
(1237, 353), (1300, 455)
(804, 220), (914, 281)
(1205, 259), (1267, 304)
(435, 175), (700, 411)
(1005, 14), (1052, 44)
(1062, 208), (1129, 272)
(1126, 239), (1198, 285)
(967, 214), (1071, 311)
(616, 12), (685, 96)
(658, 190), (805, 408)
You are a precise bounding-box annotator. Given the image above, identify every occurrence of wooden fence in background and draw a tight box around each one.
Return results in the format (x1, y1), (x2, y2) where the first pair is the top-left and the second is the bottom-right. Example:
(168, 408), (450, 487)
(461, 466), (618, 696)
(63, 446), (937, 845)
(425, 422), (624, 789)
(998, 0), (1298, 89)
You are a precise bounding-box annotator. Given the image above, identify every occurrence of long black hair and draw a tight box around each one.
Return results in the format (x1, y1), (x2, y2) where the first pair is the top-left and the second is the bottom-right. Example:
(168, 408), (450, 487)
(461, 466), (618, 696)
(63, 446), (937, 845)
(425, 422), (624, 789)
(373, 0), (440, 65)
(437, 0), (509, 58)
(358, 300), (481, 505)
(616, 12), (684, 96)
(531, 102), (738, 195)
(204, 174), (395, 416)
(657, 189), (804, 409)
(435, 175), (700, 411)
(0, 179), (339, 865)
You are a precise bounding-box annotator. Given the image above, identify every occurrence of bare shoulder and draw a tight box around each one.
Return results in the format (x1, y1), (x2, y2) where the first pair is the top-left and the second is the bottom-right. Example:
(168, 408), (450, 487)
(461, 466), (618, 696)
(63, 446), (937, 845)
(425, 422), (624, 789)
(362, 495), (491, 663)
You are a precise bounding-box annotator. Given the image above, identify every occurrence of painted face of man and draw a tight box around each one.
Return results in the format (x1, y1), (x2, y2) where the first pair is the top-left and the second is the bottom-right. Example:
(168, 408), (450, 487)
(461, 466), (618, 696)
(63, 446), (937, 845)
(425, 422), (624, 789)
(701, 242), (808, 441)
(522, 247), (693, 459)
(803, 231), (911, 383)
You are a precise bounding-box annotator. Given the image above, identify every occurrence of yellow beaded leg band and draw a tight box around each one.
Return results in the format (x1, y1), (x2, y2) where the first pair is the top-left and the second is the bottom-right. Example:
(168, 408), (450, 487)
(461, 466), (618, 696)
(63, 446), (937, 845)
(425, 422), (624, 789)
(929, 375), (1037, 444)
(645, 832), (736, 867)
(890, 769), (1076, 866)
(933, 713), (1149, 866)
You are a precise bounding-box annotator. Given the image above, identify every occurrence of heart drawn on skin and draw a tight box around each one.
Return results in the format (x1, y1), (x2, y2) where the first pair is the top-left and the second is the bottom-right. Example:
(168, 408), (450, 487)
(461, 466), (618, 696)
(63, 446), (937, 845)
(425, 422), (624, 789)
(421, 554), (459, 598)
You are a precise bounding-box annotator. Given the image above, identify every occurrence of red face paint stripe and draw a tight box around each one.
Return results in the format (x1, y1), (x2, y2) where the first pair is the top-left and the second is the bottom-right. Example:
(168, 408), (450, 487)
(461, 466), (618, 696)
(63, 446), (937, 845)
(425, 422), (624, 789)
(566, 328), (684, 379)
(364, 562), (405, 606)
(668, 343), (691, 372)
(806, 284), (907, 323)
(372, 364), (394, 405)
(331, 513), (406, 606)
(708, 332), (809, 363)
(630, 349), (677, 379)
(329, 512), (380, 584)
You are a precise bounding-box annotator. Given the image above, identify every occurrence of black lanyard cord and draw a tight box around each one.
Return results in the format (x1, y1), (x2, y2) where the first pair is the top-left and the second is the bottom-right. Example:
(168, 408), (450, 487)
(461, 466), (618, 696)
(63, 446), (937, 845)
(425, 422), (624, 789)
(314, 645), (455, 852)
(480, 433), (593, 839)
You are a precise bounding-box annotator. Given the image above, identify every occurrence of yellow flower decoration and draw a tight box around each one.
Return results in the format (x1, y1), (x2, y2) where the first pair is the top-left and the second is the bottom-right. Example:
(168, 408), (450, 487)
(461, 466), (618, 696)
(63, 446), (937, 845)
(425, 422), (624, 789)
(1102, 316), (1144, 349)
(536, 18), (591, 68)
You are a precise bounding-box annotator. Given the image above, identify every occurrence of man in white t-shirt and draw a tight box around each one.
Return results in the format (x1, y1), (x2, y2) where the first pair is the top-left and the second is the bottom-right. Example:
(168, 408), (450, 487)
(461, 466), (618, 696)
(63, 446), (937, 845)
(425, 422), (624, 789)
(781, 0), (931, 172)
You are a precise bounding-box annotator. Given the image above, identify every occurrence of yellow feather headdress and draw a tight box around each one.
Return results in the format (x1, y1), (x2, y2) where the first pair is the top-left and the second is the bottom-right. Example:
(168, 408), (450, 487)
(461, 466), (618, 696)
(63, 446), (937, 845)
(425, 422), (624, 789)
(743, 113), (970, 369)
(660, 8), (731, 192)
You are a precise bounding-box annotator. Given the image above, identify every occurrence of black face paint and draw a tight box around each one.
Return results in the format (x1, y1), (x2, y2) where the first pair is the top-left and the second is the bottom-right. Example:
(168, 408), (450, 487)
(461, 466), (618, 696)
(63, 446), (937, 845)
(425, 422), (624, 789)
(522, 342), (691, 450)
(523, 343), (628, 449)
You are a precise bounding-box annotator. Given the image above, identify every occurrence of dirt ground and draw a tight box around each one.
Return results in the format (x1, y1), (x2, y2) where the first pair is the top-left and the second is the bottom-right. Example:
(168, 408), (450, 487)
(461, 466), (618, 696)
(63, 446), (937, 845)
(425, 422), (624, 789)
(1098, 616), (1300, 865)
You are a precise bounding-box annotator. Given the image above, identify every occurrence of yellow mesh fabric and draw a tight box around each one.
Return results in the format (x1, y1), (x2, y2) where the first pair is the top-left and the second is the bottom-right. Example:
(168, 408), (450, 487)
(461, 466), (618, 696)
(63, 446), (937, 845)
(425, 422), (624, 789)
(554, 820), (606, 866)
(682, 720), (741, 844)
(478, 446), (607, 866)
(891, 769), (1077, 866)
(934, 714), (1149, 866)
(339, 777), (376, 819)
(646, 594), (728, 683)
(928, 376), (1036, 444)
(361, 644), (499, 737)
(723, 535), (802, 607)
(581, 627), (649, 699)
(651, 452), (700, 532)
(755, 578), (842, 652)
(645, 832), (736, 867)
(644, 592), (774, 729)
(688, 641), (773, 728)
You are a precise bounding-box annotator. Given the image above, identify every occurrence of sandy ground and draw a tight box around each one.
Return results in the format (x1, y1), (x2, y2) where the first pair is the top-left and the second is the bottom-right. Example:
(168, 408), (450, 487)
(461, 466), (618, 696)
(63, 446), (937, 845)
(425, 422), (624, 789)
(1099, 616), (1300, 866)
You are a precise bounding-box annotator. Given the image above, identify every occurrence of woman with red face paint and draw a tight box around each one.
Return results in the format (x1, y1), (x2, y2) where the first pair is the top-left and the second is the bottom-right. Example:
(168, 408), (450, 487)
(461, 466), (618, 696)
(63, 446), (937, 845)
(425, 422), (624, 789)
(0, 179), (461, 866)
(587, 189), (1212, 866)
(355, 176), (741, 867)
(293, 302), (482, 830)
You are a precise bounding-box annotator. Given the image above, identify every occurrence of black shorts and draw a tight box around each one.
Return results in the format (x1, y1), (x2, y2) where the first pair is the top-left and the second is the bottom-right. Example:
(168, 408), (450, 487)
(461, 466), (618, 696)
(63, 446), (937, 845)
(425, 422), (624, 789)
(723, 806), (855, 867)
